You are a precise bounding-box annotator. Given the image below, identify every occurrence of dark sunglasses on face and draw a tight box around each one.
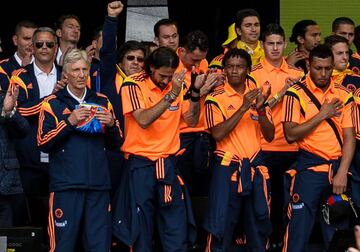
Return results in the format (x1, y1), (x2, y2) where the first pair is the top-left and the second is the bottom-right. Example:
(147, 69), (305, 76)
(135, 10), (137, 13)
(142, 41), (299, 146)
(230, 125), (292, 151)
(35, 41), (55, 49)
(126, 55), (144, 62)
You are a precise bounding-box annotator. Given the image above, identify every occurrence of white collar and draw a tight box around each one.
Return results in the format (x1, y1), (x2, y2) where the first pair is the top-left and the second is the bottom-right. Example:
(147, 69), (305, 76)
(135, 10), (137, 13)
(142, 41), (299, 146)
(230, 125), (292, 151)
(66, 85), (87, 104)
(14, 52), (34, 66)
(33, 62), (56, 76)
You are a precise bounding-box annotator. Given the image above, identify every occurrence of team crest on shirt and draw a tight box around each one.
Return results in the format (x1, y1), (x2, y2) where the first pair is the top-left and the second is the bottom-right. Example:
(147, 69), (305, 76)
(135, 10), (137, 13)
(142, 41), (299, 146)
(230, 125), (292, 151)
(346, 83), (357, 93)
(250, 113), (259, 121)
(292, 193), (300, 203)
(353, 67), (360, 75)
(55, 208), (63, 219)
(168, 102), (180, 111)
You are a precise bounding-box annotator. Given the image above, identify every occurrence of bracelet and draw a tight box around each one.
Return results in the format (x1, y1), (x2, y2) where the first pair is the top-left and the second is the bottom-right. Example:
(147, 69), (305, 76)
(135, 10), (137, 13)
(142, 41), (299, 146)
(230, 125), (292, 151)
(170, 90), (179, 97)
(257, 109), (266, 116)
(1, 106), (16, 118)
(190, 95), (200, 102)
(273, 93), (281, 102)
(164, 91), (177, 104)
(192, 86), (200, 94)
(8, 107), (16, 118)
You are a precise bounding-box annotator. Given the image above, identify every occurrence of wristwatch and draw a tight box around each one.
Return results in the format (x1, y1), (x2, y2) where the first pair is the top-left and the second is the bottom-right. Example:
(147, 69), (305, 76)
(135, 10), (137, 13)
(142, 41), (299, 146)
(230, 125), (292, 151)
(1, 106), (16, 118)
(164, 92), (176, 104)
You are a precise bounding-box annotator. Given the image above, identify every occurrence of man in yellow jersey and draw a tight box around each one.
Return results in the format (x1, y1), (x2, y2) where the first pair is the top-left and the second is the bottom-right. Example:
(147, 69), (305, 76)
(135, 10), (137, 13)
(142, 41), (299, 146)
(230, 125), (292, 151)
(204, 48), (274, 251)
(251, 23), (303, 251)
(235, 8), (264, 65)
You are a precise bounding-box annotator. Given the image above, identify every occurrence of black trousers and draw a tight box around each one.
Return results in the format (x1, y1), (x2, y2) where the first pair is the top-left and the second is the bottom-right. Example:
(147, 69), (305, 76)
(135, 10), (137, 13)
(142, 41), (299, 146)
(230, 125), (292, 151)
(261, 150), (298, 244)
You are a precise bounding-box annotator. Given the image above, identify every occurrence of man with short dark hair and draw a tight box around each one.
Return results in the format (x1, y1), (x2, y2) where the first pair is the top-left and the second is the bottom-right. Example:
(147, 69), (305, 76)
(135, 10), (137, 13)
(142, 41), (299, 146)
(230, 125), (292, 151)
(251, 23), (303, 250)
(55, 14), (81, 65)
(235, 8), (264, 65)
(154, 18), (179, 51)
(0, 20), (37, 90)
(175, 30), (218, 199)
(204, 48), (274, 251)
(325, 34), (360, 93)
(332, 17), (360, 74)
(282, 45), (355, 251)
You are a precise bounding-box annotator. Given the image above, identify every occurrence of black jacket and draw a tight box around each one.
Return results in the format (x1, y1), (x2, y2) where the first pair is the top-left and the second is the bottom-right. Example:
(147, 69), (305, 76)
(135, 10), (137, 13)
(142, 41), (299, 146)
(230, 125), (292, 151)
(0, 91), (30, 195)
(37, 87), (122, 191)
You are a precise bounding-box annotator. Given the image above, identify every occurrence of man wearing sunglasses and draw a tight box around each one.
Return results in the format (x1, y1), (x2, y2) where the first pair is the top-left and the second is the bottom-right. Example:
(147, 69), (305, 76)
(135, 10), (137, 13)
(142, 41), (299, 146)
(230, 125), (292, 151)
(10, 27), (64, 233)
(100, 1), (145, 121)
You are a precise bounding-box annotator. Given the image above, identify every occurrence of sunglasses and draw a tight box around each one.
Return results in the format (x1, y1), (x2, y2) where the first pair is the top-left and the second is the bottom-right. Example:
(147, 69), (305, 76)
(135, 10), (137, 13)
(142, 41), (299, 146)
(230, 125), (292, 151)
(126, 55), (144, 62)
(35, 41), (55, 49)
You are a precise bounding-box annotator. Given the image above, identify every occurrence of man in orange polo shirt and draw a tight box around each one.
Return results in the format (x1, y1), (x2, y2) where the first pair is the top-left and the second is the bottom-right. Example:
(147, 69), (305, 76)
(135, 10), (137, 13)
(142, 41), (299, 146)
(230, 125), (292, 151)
(176, 30), (220, 198)
(204, 48), (274, 251)
(251, 23), (303, 250)
(281, 45), (355, 252)
(351, 88), (360, 210)
(112, 47), (204, 252)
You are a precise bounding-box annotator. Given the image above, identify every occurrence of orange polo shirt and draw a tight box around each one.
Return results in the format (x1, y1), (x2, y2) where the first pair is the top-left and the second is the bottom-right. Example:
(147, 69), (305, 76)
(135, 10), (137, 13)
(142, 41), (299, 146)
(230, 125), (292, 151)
(353, 88), (360, 140)
(205, 77), (271, 159)
(175, 50), (209, 133)
(251, 58), (303, 152)
(281, 74), (354, 160)
(121, 71), (183, 160)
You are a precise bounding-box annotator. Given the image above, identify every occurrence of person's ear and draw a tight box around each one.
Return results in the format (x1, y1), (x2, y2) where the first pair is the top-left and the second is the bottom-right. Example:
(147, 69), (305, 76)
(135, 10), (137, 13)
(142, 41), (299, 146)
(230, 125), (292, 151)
(297, 36), (305, 45)
(12, 35), (18, 46)
(236, 27), (242, 37)
(154, 37), (159, 47)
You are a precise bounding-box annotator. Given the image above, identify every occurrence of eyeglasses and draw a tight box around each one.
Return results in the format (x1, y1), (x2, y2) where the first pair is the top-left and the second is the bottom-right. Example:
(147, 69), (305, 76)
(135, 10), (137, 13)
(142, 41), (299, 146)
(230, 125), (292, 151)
(35, 41), (55, 49)
(126, 55), (144, 62)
